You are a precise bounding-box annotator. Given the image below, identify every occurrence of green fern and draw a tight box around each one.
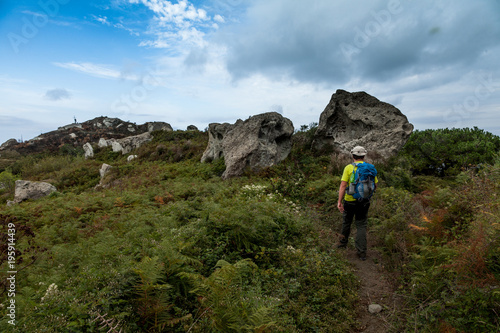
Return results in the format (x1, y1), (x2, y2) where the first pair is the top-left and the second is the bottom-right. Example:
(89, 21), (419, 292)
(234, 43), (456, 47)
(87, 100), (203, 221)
(133, 256), (192, 331)
(182, 259), (276, 332)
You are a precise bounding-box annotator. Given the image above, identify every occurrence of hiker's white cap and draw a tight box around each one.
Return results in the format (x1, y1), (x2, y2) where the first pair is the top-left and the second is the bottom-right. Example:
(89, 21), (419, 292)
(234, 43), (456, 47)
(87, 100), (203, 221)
(350, 146), (367, 156)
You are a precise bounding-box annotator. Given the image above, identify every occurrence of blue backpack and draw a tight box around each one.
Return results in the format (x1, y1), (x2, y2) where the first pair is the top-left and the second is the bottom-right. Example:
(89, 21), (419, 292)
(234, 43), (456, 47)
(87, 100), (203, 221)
(346, 162), (377, 201)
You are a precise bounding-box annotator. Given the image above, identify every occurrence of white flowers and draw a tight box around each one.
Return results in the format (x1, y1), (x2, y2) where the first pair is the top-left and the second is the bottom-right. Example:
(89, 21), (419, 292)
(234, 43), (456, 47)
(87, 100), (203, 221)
(41, 283), (58, 303)
(240, 183), (301, 215)
(241, 184), (267, 196)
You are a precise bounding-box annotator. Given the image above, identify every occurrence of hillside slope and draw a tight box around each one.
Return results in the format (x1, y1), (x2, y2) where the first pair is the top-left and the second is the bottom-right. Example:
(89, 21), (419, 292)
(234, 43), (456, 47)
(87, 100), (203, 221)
(0, 127), (499, 332)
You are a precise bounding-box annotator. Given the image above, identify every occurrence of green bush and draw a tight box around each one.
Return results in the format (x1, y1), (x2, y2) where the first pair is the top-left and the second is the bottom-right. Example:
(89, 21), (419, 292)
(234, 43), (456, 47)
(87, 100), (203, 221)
(400, 127), (500, 176)
(0, 171), (16, 199)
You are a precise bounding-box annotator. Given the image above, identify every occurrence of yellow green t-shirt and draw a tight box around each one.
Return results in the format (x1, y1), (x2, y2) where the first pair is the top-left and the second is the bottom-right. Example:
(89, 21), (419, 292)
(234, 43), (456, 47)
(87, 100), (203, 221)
(341, 162), (378, 201)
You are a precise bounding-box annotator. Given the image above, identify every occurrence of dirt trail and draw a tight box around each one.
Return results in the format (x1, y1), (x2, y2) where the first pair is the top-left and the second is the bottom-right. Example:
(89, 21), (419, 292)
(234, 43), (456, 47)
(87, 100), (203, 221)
(341, 244), (400, 333)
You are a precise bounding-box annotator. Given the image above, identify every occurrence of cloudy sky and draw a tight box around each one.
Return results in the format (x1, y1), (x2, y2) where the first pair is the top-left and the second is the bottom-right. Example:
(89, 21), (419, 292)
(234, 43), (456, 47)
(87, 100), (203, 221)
(1, 0), (499, 144)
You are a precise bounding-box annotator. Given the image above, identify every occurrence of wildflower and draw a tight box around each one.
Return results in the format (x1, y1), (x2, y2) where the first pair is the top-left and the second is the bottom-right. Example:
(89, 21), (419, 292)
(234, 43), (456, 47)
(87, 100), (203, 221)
(41, 283), (58, 303)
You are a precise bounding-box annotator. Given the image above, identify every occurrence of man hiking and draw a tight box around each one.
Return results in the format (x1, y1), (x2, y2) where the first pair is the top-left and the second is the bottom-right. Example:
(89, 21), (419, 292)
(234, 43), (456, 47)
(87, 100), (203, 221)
(337, 146), (378, 260)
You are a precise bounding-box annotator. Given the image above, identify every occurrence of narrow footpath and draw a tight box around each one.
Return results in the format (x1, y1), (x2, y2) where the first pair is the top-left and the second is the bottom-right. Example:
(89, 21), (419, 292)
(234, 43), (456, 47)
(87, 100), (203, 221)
(341, 244), (401, 333)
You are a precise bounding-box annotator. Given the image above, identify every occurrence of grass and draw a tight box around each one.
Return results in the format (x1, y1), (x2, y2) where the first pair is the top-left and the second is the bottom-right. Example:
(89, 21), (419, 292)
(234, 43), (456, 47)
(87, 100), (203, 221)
(0, 128), (499, 332)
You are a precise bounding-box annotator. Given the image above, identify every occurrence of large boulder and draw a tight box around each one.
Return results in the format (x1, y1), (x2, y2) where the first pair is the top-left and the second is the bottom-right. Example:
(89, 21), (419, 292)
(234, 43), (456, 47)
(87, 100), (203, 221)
(106, 132), (152, 155)
(13, 180), (57, 203)
(313, 90), (413, 158)
(201, 122), (238, 163)
(203, 112), (294, 179)
(145, 122), (173, 132)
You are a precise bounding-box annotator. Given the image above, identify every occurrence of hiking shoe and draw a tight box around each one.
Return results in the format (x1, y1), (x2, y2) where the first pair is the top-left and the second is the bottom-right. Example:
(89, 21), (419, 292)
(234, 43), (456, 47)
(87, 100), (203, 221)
(357, 252), (367, 261)
(337, 243), (347, 249)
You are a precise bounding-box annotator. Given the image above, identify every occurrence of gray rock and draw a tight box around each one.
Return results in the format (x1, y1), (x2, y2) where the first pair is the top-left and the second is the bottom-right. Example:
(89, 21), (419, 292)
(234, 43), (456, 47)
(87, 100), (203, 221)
(313, 89), (413, 158)
(58, 123), (82, 131)
(98, 138), (109, 148)
(105, 132), (151, 154)
(103, 118), (114, 127)
(111, 141), (124, 153)
(220, 112), (294, 179)
(127, 155), (138, 162)
(83, 142), (94, 159)
(13, 180), (57, 203)
(115, 132), (151, 154)
(146, 122), (173, 133)
(187, 125), (199, 131)
(368, 304), (383, 314)
(201, 122), (236, 163)
(99, 163), (113, 179)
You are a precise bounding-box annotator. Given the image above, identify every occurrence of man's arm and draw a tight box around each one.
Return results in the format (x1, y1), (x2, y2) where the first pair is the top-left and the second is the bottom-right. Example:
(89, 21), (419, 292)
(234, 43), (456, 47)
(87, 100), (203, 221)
(337, 180), (348, 213)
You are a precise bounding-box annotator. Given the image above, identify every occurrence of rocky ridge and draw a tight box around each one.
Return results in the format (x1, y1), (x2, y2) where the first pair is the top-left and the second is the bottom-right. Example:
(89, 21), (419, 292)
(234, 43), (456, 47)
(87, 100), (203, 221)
(0, 117), (172, 155)
(1, 90), (414, 180)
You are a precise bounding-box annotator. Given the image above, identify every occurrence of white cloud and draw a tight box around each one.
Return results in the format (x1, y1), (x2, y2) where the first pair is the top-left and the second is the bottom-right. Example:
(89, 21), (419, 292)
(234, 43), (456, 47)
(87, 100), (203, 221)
(53, 62), (139, 81)
(92, 13), (140, 36)
(130, 0), (208, 25)
(128, 0), (220, 50)
(212, 0), (500, 88)
(92, 15), (110, 25)
(139, 39), (170, 48)
(214, 14), (225, 23)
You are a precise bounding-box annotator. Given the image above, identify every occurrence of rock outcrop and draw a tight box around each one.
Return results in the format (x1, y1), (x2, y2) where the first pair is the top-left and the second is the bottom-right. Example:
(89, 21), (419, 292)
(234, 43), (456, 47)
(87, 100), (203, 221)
(202, 112), (294, 179)
(145, 122), (173, 133)
(105, 132), (152, 155)
(0, 117), (172, 155)
(313, 90), (413, 158)
(83, 143), (94, 159)
(13, 180), (57, 203)
(201, 122), (238, 163)
(0, 139), (18, 150)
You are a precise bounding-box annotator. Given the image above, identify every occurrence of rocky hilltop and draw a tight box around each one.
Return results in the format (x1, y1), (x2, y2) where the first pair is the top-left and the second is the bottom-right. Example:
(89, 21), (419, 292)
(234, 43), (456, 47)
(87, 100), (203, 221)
(1, 89), (414, 178)
(0, 117), (172, 155)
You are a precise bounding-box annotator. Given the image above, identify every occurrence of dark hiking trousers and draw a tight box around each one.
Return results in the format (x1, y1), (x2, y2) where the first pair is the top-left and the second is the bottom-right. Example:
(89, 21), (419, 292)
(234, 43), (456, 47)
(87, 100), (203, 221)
(339, 200), (370, 254)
